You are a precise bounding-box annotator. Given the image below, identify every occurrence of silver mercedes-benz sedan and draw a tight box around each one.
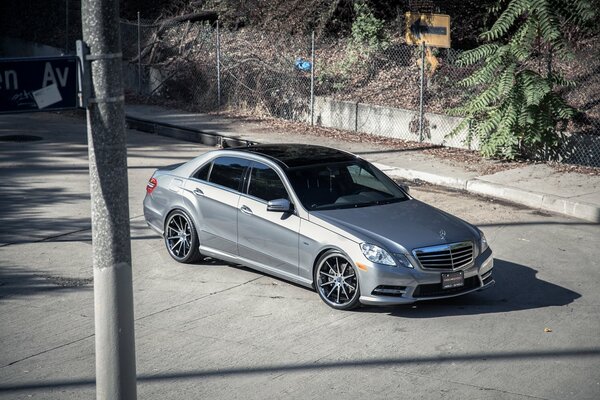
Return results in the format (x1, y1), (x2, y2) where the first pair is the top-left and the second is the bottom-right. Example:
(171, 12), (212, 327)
(143, 144), (494, 310)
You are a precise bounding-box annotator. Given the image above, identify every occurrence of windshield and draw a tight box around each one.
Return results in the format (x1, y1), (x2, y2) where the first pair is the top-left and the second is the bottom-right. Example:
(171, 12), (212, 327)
(286, 160), (408, 211)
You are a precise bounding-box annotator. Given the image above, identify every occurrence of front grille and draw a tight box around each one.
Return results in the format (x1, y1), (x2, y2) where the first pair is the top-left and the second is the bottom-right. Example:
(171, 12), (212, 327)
(413, 276), (480, 298)
(413, 241), (474, 271)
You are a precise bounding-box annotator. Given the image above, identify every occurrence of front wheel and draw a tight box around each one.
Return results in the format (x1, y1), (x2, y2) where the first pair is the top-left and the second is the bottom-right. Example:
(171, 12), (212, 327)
(164, 210), (201, 263)
(314, 250), (361, 310)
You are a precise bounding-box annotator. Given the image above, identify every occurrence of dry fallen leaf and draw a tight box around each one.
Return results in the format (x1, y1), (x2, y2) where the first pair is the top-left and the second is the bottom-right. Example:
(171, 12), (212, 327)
(544, 327), (553, 333)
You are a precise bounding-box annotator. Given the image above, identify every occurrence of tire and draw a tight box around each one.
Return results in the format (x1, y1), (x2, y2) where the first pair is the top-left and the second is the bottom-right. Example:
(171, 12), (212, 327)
(164, 210), (201, 264)
(314, 250), (361, 310)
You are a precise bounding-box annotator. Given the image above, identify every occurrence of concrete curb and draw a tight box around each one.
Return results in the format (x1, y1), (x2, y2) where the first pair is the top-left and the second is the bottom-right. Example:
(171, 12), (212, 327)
(466, 178), (600, 223)
(125, 112), (600, 224)
(371, 163), (469, 190)
(125, 115), (257, 148)
(377, 163), (600, 223)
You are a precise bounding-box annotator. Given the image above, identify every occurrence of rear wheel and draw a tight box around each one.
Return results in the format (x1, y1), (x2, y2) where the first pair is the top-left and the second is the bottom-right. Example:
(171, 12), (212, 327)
(164, 210), (201, 263)
(314, 250), (361, 310)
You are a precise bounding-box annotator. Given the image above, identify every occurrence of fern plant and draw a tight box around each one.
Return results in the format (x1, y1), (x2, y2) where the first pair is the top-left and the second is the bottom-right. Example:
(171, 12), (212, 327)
(450, 0), (596, 159)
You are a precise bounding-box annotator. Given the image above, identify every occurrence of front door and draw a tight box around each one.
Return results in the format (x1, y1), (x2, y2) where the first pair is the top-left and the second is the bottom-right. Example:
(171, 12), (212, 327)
(237, 162), (300, 276)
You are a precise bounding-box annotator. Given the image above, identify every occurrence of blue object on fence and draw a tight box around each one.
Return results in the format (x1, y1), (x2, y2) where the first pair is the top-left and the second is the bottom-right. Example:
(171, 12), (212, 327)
(295, 58), (312, 72)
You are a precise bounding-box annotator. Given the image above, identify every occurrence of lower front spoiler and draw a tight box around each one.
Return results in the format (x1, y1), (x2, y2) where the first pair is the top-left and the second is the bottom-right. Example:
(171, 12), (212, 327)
(359, 279), (495, 306)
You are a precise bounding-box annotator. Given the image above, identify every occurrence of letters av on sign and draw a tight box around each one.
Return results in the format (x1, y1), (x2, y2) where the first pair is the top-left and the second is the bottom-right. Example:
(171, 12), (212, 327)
(0, 57), (78, 114)
(405, 13), (451, 48)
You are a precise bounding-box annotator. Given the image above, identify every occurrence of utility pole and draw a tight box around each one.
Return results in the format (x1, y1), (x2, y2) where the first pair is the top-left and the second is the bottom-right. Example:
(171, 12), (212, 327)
(81, 1), (137, 399)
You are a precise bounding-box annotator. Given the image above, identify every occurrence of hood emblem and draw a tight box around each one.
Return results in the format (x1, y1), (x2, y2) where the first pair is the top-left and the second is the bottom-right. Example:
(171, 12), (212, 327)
(439, 229), (447, 241)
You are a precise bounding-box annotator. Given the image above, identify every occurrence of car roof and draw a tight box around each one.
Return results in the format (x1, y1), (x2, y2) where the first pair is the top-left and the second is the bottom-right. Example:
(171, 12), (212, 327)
(229, 144), (358, 169)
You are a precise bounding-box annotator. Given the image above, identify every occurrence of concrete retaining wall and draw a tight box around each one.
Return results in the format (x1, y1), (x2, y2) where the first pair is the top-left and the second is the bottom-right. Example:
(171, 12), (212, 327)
(312, 96), (478, 150)
(0, 37), (64, 57)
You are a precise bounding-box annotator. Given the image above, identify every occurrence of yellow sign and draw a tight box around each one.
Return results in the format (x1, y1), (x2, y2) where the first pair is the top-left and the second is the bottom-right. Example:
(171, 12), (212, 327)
(405, 13), (451, 48)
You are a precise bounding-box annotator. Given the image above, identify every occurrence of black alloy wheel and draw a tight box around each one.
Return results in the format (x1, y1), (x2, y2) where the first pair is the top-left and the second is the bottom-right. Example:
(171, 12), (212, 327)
(315, 250), (361, 310)
(165, 210), (201, 263)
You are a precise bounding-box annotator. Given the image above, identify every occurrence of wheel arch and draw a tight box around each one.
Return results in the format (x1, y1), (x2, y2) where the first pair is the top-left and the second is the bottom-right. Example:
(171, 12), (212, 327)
(163, 206), (200, 235)
(312, 246), (361, 310)
(163, 207), (202, 263)
(311, 248), (334, 288)
(311, 246), (355, 287)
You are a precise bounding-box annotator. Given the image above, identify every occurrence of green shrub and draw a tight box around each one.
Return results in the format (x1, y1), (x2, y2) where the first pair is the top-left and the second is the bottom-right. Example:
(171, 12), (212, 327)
(351, 1), (386, 50)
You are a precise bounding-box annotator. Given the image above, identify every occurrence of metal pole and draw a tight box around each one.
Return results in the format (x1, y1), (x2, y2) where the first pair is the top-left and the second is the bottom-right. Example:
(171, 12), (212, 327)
(137, 11), (141, 94)
(310, 31), (315, 126)
(216, 20), (221, 109)
(418, 42), (425, 142)
(65, 0), (69, 53)
(81, 0), (137, 399)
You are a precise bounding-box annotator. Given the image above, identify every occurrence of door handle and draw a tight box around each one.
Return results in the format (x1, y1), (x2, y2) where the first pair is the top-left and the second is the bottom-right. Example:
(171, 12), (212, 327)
(240, 205), (253, 215)
(193, 188), (204, 196)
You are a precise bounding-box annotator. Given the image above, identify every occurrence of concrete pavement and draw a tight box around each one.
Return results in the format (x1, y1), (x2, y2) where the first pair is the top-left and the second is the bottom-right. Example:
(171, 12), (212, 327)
(1, 112), (599, 399)
(126, 104), (600, 223)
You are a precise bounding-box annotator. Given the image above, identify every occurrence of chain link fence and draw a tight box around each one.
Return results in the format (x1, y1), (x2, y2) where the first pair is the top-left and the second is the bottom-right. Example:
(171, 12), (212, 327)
(121, 16), (217, 105)
(119, 17), (600, 167)
(313, 39), (478, 150)
(218, 30), (312, 121)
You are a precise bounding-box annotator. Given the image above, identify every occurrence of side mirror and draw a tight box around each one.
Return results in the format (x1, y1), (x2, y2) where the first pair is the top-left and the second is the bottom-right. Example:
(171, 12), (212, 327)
(267, 198), (293, 213)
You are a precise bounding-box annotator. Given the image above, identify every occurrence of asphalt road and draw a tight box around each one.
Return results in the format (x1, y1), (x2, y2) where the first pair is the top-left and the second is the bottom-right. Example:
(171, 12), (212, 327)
(1, 112), (599, 399)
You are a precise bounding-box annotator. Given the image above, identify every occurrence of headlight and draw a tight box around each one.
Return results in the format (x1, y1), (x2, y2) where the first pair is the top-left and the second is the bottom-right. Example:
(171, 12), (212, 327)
(360, 243), (396, 266)
(480, 231), (488, 253)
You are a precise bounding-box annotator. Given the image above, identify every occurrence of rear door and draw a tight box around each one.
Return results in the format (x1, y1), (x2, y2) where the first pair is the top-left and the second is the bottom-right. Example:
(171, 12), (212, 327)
(237, 162), (300, 276)
(185, 156), (250, 255)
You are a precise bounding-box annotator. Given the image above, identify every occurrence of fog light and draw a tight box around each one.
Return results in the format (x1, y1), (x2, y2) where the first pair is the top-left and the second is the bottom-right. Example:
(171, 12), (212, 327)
(482, 255), (494, 271)
(372, 285), (407, 297)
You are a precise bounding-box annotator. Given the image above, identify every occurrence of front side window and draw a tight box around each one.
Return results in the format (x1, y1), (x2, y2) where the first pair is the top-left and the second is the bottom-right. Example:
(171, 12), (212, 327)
(247, 162), (289, 202)
(208, 157), (250, 191)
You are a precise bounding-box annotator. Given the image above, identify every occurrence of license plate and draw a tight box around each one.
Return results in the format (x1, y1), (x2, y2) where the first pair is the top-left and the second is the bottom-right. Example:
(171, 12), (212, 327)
(441, 271), (464, 289)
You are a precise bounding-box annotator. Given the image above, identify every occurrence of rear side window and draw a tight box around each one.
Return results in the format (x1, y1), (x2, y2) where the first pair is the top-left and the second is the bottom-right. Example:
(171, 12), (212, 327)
(247, 162), (289, 202)
(209, 157), (250, 191)
(193, 163), (211, 181)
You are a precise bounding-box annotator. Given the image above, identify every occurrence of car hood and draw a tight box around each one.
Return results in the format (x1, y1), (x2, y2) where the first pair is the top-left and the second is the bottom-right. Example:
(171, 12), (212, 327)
(309, 199), (478, 252)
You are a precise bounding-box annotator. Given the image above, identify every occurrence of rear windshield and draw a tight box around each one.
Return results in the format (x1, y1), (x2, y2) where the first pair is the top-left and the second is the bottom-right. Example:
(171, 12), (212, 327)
(286, 161), (408, 211)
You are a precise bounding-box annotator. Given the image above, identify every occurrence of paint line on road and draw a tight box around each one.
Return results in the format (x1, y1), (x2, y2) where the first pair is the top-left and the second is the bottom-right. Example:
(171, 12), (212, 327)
(135, 275), (264, 322)
(1, 334), (94, 369)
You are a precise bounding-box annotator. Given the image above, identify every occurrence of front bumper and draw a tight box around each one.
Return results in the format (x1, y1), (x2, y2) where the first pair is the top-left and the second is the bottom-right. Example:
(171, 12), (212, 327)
(358, 247), (495, 306)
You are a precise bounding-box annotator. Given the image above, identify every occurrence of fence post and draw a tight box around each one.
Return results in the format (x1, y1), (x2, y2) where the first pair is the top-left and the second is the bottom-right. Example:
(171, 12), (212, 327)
(418, 42), (425, 142)
(65, 0), (69, 53)
(216, 20), (221, 110)
(310, 31), (315, 126)
(137, 11), (141, 94)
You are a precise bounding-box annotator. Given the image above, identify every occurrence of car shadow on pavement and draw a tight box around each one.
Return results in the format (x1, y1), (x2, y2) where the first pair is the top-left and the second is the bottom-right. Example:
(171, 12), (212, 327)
(362, 258), (581, 317)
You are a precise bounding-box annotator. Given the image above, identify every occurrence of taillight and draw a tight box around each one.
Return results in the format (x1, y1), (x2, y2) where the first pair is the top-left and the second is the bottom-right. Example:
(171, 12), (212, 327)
(146, 177), (157, 194)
